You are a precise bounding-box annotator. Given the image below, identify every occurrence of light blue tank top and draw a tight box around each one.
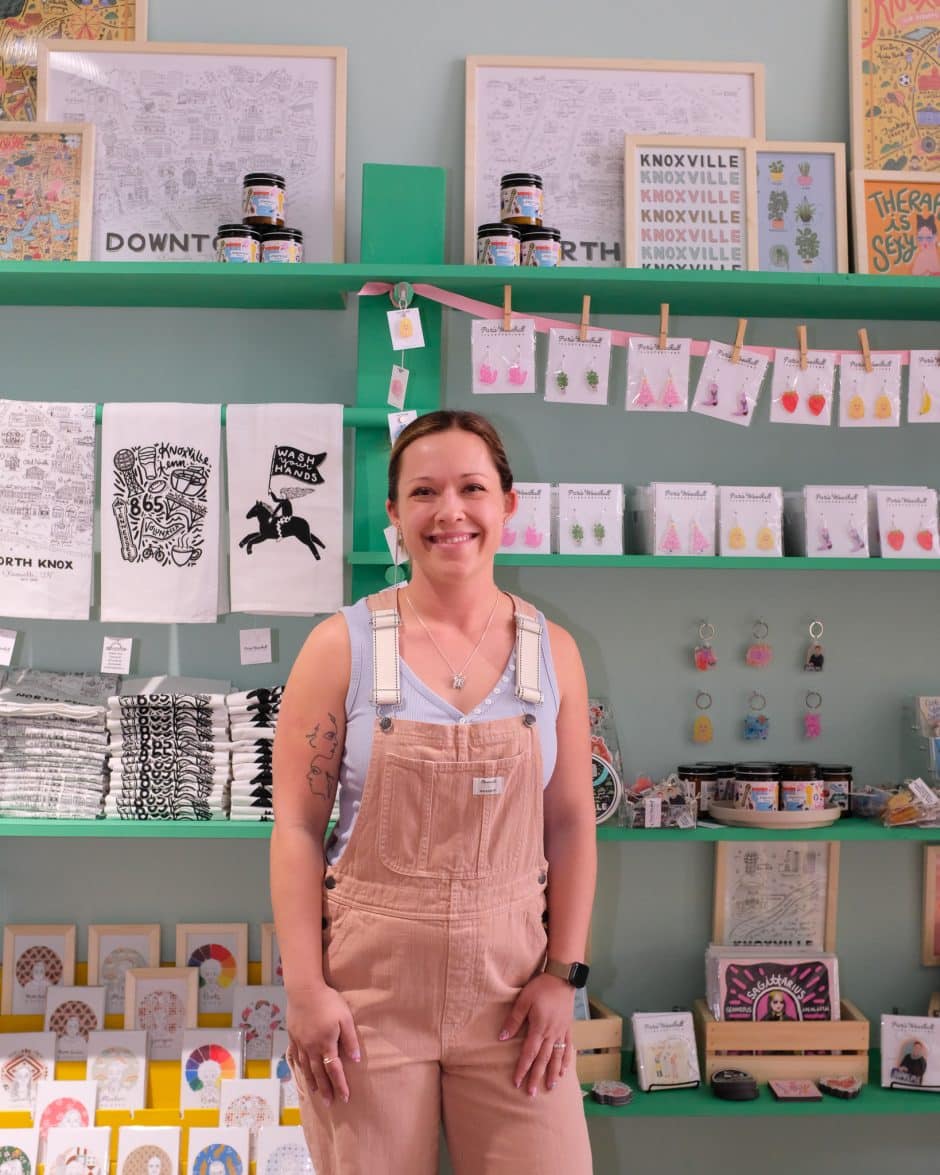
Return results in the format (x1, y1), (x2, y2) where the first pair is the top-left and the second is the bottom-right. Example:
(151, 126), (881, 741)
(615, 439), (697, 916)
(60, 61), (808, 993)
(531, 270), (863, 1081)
(326, 596), (560, 865)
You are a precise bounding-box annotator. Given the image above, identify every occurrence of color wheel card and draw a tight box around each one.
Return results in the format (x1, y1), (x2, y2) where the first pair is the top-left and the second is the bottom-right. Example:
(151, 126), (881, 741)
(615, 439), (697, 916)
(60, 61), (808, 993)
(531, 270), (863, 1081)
(186, 1128), (251, 1175)
(175, 924), (248, 1017)
(231, 987), (286, 1061)
(86, 1030), (148, 1112)
(180, 1029), (245, 1111)
(256, 1126), (314, 1175)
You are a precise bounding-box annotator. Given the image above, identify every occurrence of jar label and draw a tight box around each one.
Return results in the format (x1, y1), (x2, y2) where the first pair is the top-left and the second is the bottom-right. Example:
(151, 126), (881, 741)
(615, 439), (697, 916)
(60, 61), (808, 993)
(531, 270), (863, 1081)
(244, 184), (286, 220)
(216, 237), (260, 263)
(523, 239), (561, 267)
(477, 235), (520, 266)
(262, 239), (304, 263)
(500, 184), (543, 221)
(734, 779), (778, 810)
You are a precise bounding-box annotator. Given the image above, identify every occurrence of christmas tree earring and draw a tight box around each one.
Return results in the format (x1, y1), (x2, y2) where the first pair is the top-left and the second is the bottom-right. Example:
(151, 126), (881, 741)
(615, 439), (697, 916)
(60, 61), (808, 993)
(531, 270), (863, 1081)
(660, 517), (681, 553)
(636, 370), (655, 408)
(586, 366), (601, 391)
(690, 517), (711, 554)
(661, 370), (682, 408)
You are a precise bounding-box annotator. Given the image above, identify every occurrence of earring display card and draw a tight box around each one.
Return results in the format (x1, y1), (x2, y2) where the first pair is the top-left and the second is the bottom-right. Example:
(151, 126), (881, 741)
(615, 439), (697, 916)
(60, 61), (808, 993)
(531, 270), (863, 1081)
(803, 486), (870, 557)
(544, 327), (613, 405)
(44, 985), (106, 1062)
(471, 319), (537, 394)
(880, 1015), (940, 1089)
(769, 349), (836, 426)
(631, 1011), (701, 1091)
(908, 351), (940, 424)
(651, 483), (717, 557)
(876, 488), (940, 558)
(719, 486), (783, 556)
(86, 1030), (148, 1113)
(838, 353), (903, 427)
(385, 308), (425, 351)
(691, 341), (770, 426)
(626, 337), (691, 412)
(500, 483), (551, 554)
(557, 484), (624, 555)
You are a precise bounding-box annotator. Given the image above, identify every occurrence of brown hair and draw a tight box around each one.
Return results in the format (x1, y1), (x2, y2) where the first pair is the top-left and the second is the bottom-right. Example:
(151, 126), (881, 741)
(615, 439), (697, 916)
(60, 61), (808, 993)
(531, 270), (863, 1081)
(387, 411), (514, 501)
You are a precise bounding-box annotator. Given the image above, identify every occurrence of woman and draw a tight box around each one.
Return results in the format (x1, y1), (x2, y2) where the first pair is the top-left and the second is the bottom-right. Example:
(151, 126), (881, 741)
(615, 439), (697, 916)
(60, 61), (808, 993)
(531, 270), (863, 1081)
(912, 214), (940, 276)
(272, 411), (596, 1174)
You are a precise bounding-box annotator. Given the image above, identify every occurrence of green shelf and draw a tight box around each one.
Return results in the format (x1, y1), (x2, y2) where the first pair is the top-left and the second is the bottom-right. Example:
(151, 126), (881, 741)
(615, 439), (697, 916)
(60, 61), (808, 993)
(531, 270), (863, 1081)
(4, 261), (940, 319)
(0, 819), (273, 839)
(348, 551), (940, 572)
(597, 821), (940, 842)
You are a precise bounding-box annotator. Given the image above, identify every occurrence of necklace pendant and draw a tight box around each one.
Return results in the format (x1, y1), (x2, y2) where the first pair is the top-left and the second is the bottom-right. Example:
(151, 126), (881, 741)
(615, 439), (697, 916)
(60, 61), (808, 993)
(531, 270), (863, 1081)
(452, 673), (466, 690)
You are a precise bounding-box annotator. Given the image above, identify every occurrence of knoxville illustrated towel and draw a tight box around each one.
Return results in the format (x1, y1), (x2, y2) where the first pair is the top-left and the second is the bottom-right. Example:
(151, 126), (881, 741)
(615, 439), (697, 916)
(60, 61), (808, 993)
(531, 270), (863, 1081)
(226, 404), (343, 615)
(101, 403), (222, 623)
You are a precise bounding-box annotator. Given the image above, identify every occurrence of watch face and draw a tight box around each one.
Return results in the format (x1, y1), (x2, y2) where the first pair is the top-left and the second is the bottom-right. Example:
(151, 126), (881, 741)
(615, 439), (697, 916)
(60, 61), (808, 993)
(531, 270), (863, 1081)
(570, 963), (590, 989)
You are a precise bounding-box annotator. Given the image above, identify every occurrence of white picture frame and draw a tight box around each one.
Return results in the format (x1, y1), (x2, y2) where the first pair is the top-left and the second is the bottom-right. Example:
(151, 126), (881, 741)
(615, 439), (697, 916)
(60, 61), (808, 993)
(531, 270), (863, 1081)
(124, 968), (198, 1062)
(1, 924), (76, 1016)
(39, 41), (347, 263)
(175, 923), (249, 1016)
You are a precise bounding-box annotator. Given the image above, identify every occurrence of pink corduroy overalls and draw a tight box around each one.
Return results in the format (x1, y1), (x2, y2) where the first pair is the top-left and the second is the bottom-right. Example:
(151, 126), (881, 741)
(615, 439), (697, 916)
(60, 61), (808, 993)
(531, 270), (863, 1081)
(294, 589), (593, 1174)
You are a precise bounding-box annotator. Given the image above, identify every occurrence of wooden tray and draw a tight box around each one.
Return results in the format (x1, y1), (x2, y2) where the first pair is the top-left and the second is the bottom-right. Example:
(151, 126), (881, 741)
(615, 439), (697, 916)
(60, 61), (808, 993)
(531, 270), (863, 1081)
(707, 800), (841, 830)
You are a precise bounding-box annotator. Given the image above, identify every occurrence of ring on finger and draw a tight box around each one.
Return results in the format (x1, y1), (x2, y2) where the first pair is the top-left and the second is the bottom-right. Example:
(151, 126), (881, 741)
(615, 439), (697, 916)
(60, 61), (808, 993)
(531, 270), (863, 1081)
(322, 1056), (337, 1065)
(552, 1041), (566, 1050)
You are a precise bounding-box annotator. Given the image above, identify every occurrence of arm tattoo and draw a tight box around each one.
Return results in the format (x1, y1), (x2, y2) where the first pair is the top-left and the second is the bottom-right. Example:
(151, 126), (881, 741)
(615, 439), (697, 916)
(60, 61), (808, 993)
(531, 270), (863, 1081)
(305, 712), (340, 802)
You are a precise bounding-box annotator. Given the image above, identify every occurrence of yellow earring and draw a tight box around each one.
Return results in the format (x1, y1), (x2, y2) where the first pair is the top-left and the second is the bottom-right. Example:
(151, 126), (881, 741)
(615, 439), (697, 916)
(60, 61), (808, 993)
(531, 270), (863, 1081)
(847, 393), (865, 421)
(920, 382), (933, 416)
(728, 521), (747, 550)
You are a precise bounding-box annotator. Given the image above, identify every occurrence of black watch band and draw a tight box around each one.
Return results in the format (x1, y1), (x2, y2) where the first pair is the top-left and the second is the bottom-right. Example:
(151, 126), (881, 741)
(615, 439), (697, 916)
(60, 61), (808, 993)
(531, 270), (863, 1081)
(544, 957), (590, 988)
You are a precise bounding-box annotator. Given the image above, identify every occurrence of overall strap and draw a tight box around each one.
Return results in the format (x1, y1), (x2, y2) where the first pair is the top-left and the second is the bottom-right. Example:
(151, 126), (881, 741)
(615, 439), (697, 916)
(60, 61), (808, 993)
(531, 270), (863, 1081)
(509, 594), (544, 705)
(366, 589), (401, 706)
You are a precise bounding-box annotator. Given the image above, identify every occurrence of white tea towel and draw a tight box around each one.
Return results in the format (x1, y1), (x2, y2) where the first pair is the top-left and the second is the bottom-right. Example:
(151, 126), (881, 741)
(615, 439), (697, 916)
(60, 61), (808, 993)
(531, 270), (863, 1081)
(101, 403), (222, 623)
(227, 404), (343, 615)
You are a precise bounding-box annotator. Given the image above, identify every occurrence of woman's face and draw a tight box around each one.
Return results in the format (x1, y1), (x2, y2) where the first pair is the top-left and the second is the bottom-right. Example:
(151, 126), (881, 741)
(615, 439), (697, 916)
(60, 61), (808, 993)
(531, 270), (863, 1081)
(918, 225), (936, 251)
(388, 429), (515, 582)
(770, 994), (784, 1014)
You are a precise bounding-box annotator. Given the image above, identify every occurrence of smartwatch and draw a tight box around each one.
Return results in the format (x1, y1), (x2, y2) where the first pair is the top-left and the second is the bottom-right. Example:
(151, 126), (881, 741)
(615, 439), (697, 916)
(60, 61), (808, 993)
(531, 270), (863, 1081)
(544, 957), (590, 988)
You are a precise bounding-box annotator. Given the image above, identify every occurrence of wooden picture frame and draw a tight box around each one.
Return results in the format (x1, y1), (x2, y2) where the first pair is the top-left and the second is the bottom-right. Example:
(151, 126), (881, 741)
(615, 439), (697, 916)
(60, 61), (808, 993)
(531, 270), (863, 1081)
(175, 923), (249, 1017)
(923, 846), (940, 964)
(38, 41), (347, 263)
(713, 842), (840, 953)
(0, 122), (94, 261)
(624, 135), (757, 271)
(465, 55), (765, 265)
(0, 0), (147, 122)
(848, 0), (940, 173)
(1, 923), (76, 1016)
(852, 169), (940, 275)
(754, 141), (848, 273)
(260, 923), (283, 986)
(87, 924), (161, 1017)
(124, 967), (198, 1061)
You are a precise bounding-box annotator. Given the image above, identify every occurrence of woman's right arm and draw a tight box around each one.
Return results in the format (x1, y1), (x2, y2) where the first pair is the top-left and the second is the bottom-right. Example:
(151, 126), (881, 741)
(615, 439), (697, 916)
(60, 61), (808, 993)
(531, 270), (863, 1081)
(271, 612), (360, 1106)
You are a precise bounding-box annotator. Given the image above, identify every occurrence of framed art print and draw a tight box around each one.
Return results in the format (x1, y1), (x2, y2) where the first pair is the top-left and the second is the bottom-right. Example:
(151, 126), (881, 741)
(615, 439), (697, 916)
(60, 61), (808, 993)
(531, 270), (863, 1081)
(39, 41), (347, 262)
(124, 968), (198, 1062)
(232, 987), (285, 1061)
(923, 845), (940, 964)
(87, 924), (161, 1017)
(624, 136), (757, 270)
(1, 924), (76, 1015)
(44, 985), (106, 1062)
(260, 924), (283, 987)
(0, 0), (146, 121)
(713, 841), (840, 952)
(852, 170), (940, 275)
(466, 56), (765, 264)
(0, 123), (94, 260)
(755, 142), (848, 273)
(176, 924), (248, 1016)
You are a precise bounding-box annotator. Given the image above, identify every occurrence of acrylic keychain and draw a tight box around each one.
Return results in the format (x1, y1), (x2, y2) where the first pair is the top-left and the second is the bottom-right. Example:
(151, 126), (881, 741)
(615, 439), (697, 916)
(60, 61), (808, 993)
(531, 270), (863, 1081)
(745, 619), (773, 667)
(744, 692), (769, 740)
(694, 622), (718, 671)
(693, 692), (714, 744)
(804, 619), (825, 672)
(804, 691), (822, 739)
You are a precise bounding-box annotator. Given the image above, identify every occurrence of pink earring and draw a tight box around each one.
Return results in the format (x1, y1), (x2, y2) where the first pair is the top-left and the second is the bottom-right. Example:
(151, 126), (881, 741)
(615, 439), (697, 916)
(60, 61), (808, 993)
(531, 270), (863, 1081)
(478, 349), (497, 385)
(662, 371), (682, 408)
(690, 519), (711, 554)
(660, 517), (681, 553)
(635, 370), (655, 408)
(507, 347), (527, 387)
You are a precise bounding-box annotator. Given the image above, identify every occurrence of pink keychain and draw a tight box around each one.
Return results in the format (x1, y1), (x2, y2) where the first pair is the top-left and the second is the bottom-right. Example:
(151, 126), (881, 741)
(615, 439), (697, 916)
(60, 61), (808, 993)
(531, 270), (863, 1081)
(804, 691), (822, 739)
(694, 622), (718, 671)
(745, 619), (773, 667)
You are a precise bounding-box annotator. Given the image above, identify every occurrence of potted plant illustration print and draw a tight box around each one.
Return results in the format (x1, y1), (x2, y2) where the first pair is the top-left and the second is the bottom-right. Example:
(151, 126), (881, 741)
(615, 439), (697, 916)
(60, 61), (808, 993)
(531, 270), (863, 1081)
(769, 159), (785, 182)
(797, 161), (813, 187)
(796, 226), (820, 268)
(768, 189), (788, 230)
(769, 244), (790, 270)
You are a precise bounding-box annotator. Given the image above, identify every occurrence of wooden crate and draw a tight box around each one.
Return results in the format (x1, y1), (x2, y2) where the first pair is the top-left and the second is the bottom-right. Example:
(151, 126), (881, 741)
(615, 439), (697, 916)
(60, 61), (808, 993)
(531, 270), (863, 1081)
(693, 998), (869, 1085)
(572, 997), (622, 1083)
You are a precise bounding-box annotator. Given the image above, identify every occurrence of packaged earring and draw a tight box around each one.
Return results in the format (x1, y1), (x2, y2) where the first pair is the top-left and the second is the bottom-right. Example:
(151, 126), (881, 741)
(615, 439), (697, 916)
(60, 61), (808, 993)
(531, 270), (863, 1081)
(817, 520), (833, 551)
(755, 516), (776, 552)
(745, 619), (773, 667)
(732, 385), (751, 418)
(803, 619), (825, 672)
(885, 516), (904, 551)
(586, 367), (600, 391)
(689, 518), (711, 555)
(592, 519), (606, 545)
(728, 515), (746, 551)
(636, 370), (655, 408)
(693, 692), (714, 743)
(662, 371), (682, 409)
(780, 385), (799, 414)
(874, 381), (893, 420)
(570, 514), (584, 545)
(660, 517), (681, 554)
(744, 692), (769, 740)
(847, 381), (865, 421)
(694, 621), (718, 672)
(507, 345), (528, 387)
(804, 691), (822, 739)
(847, 516), (867, 553)
(555, 355), (569, 393)
(920, 380), (933, 416)
(478, 348), (498, 385)
(704, 379), (720, 407)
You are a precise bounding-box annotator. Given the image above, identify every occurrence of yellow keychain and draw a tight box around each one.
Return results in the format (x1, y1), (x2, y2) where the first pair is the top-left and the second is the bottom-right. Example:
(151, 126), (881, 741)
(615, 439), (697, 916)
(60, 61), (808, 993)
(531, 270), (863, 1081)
(693, 692), (714, 743)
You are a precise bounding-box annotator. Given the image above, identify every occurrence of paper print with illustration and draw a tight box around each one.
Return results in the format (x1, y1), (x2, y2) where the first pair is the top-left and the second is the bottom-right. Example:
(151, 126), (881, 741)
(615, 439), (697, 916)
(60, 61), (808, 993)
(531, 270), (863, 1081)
(227, 404), (342, 615)
(100, 404), (221, 623)
(0, 401), (95, 620)
(716, 956), (839, 1022)
(256, 1127), (314, 1175)
(631, 1012), (700, 1090)
(271, 1029), (298, 1110)
(33, 1079), (97, 1152)
(881, 1014), (940, 1088)
(177, 925), (247, 1017)
(186, 1130), (249, 1175)
(0, 124), (93, 260)
(471, 319), (537, 395)
(44, 986), (105, 1062)
(0, 1133), (39, 1175)
(88, 926), (159, 1016)
(44, 1126), (111, 1175)
(231, 987), (284, 1060)
(6, 929), (74, 1016)
(86, 1030), (147, 1113)
(0, 1032), (54, 1111)
(116, 1128), (180, 1175)
(217, 1079), (279, 1161)
(179, 1029), (244, 1111)
(854, 171), (940, 274)
(626, 337), (691, 412)
(756, 148), (844, 273)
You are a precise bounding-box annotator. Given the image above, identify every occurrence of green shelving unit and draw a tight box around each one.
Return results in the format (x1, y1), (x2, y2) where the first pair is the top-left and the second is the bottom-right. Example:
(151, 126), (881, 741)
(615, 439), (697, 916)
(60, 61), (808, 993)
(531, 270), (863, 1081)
(348, 551), (940, 572)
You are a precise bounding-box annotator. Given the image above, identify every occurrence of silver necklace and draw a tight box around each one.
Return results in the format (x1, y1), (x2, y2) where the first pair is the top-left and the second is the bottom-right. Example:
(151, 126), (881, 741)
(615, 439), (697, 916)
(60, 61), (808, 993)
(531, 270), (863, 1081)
(402, 588), (502, 690)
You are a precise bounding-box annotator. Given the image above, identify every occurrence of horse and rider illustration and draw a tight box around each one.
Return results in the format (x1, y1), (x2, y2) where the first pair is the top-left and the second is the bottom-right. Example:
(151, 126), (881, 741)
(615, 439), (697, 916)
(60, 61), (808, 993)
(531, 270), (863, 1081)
(240, 491), (326, 559)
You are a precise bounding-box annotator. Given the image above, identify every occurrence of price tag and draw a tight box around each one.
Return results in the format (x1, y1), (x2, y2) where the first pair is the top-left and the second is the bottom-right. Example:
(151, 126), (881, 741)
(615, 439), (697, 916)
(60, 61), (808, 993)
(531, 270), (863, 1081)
(0, 628), (17, 667)
(388, 365), (410, 409)
(240, 627), (273, 666)
(388, 410), (417, 442)
(101, 637), (133, 675)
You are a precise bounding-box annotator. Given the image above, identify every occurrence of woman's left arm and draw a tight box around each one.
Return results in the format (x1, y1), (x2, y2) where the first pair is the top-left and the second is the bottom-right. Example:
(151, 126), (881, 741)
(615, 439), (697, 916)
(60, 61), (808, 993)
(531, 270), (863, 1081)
(499, 620), (597, 1095)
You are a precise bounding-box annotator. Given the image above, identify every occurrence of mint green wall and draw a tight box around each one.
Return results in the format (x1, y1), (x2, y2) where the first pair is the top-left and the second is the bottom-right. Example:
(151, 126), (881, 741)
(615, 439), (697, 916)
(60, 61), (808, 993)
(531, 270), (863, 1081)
(3, 1), (940, 1170)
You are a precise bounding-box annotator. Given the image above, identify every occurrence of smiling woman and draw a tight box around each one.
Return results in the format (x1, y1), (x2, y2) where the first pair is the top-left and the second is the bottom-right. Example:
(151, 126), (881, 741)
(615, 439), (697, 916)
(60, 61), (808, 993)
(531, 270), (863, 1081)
(271, 409), (597, 1175)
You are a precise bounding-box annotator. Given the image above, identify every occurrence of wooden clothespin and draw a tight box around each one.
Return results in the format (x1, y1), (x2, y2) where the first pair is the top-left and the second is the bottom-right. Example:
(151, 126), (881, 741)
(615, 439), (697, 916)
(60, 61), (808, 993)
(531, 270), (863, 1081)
(730, 318), (748, 364)
(797, 325), (808, 371)
(503, 285), (512, 332)
(579, 294), (591, 342)
(658, 303), (670, 350)
(858, 327), (873, 374)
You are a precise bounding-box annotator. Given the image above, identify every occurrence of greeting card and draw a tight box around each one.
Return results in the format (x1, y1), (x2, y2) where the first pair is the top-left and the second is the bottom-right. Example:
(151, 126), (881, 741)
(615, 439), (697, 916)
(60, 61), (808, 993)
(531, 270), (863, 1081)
(45, 1127), (111, 1175)
(45, 986), (106, 1062)
(86, 1030), (148, 1113)
(631, 1012), (700, 1091)
(218, 1080), (279, 1161)
(115, 1126), (180, 1175)
(179, 1029), (245, 1111)
(231, 988), (285, 1061)
(270, 1030), (298, 1112)
(0, 1033), (55, 1112)
(186, 1129), (251, 1175)
(0, 1131), (39, 1175)
(256, 1127), (313, 1175)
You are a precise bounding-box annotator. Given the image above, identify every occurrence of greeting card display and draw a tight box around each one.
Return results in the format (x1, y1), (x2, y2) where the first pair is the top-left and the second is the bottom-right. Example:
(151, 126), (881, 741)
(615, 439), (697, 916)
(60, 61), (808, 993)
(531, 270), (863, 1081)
(471, 319), (537, 395)
(231, 988), (285, 1061)
(270, 1030), (298, 1112)
(719, 486), (783, 557)
(556, 484), (624, 555)
(186, 1128), (251, 1175)
(45, 1127), (111, 1175)
(545, 328), (612, 405)
(500, 483), (551, 555)
(631, 1012), (700, 1090)
(86, 1030), (148, 1113)
(908, 351), (940, 425)
(769, 349), (836, 426)
(881, 1015), (940, 1090)
(626, 337), (691, 412)
(706, 946), (840, 1022)
(33, 1080), (98, 1159)
(876, 488), (940, 559)
(838, 354), (903, 428)
(256, 1126), (314, 1175)
(802, 487), (869, 558)
(115, 1126), (180, 1175)
(651, 483), (717, 557)
(0, 1132), (39, 1175)
(0, 1033), (55, 1112)
(217, 1080), (280, 1160)
(691, 341), (770, 426)
(179, 1029), (245, 1111)
(45, 986), (106, 1062)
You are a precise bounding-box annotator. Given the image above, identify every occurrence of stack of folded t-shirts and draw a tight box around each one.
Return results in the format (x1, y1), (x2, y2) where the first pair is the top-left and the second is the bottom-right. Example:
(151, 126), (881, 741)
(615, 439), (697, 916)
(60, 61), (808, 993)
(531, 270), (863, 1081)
(105, 689), (230, 820)
(226, 686), (282, 820)
(0, 669), (117, 818)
